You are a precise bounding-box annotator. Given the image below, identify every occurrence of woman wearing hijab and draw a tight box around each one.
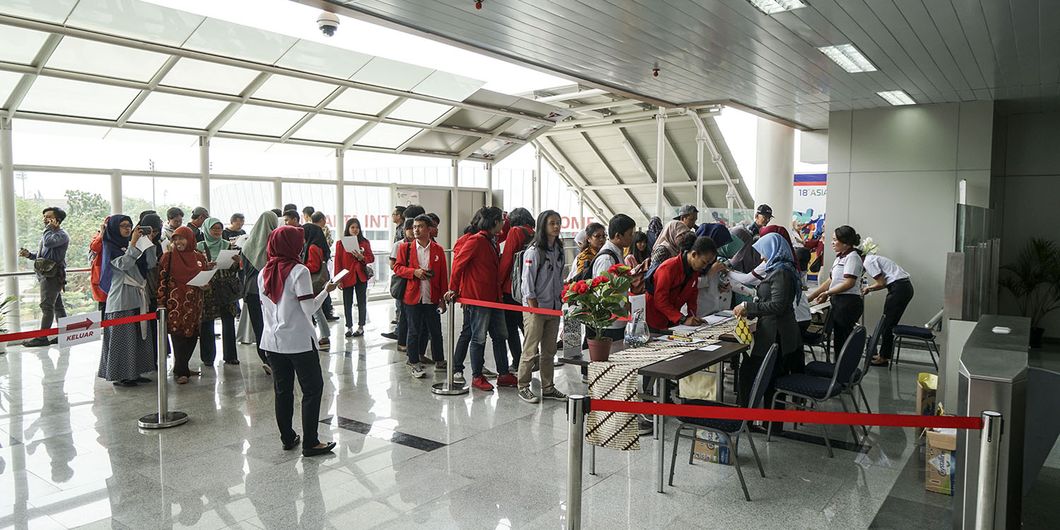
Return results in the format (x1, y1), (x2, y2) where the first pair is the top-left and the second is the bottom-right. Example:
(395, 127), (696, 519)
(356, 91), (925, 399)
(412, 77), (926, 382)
(726, 226), (760, 274)
(240, 211), (279, 373)
(158, 226), (211, 384)
(302, 222), (332, 351)
(695, 224), (734, 316)
(760, 225), (798, 269)
(97, 215), (157, 387)
(139, 212), (164, 311)
(733, 232), (802, 407)
(259, 226), (337, 457)
(198, 217), (240, 366)
(649, 220), (691, 270)
(645, 216), (663, 250)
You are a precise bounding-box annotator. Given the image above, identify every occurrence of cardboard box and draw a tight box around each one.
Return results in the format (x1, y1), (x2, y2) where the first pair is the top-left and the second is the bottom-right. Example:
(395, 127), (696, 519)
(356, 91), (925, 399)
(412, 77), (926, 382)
(916, 373), (938, 437)
(691, 429), (731, 465)
(925, 427), (957, 495)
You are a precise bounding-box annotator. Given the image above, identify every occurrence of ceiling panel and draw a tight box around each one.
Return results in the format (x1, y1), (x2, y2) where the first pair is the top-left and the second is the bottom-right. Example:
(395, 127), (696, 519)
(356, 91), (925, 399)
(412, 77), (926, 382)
(0, 24), (49, 65)
(350, 56), (434, 91)
(412, 71), (485, 102)
(387, 99), (452, 124)
(128, 92), (229, 129)
(326, 87), (399, 116)
(0, 70), (23, 105)
(354, 123), (421, 149)
(47, 36), (171, 82)
(274, 39), (372, 79)
(251, 75), (338, 106)
(19, 76), (139, 119)
(161, 58), (260, 96)
(291, 114), (368, 142)
(220, 105), (307, 137)
(182, 18), (297, 65)
(0, 0), (78, 24)
(66, 0), (203, 47)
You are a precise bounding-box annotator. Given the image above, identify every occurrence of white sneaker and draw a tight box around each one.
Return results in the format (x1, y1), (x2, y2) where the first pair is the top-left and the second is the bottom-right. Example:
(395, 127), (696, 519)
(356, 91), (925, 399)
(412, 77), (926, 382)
(406, 362), (426, 379)
(453, 372), (466, 384)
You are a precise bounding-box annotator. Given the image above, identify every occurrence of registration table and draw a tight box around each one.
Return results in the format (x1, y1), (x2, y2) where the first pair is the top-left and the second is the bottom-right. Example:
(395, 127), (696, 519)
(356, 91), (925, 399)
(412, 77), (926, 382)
(567, 324), (751, 493)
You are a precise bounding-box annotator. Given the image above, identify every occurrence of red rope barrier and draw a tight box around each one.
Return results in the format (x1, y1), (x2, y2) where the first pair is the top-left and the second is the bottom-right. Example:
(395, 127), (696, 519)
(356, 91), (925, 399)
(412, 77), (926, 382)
(590, 399), (983, 430)
(457, 297), (631, 321)
(0, 312), (159, 344)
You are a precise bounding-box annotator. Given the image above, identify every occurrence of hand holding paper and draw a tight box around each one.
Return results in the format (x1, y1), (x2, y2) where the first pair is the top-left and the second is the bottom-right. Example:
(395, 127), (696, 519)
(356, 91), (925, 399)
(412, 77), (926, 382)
(135, 235), (154, 253)
(186, 269), (217, 288)
(215, 249), (240, 269)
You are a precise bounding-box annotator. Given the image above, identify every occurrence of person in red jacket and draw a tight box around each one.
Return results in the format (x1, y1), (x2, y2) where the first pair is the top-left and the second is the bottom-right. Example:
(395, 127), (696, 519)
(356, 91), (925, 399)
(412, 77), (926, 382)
(445, 206), (513, 391)
(394, 215), (449, 378)
(335, 218), (375, 338)
(498, 207), (535, 369)
(89, 216), (109, 311)
(646, 236), (718, 331)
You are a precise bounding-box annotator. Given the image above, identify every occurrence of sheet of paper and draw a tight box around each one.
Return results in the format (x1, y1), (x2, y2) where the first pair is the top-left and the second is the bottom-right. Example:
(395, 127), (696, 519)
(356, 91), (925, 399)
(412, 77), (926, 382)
(332, 269), (349, 284)
(702, 344), (722, 351)
(704, 314), (733, 326)
(340, 237), (361, 255)
(134, 236), (154, 252)
(215, 249), (239, 269)
(669, 324), (703, 335)
(231, 234), (249, 248)
(186, 269), (217, 288)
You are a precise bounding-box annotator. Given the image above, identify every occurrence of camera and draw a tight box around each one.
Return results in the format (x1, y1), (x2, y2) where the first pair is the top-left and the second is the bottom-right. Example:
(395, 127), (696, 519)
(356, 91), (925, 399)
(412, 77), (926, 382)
(317, 11), (339, 37)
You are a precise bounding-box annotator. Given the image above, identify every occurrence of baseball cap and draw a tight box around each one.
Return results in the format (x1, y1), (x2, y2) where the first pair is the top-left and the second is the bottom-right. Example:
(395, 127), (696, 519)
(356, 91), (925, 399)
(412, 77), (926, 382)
(756, 204), (773, 218)
(672, 204), (699, 220)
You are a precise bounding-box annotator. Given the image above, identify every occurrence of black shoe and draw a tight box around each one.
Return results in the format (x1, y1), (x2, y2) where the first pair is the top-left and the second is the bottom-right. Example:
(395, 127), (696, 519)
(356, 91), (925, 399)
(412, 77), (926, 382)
(283, 435), (301, 451)
(224, 360), (240, 365)
(352, 328), (364, 337)
(391, 319), (398, 325)
(325, 315), (339, 322)
(303, 441), (336, 457)
(22, 337), (50, 348)
(135, 377), (151, 384)
(345, 328), (354, 338)
(381, 332), (398, 340)
(113, 380), (138, 387)
(48, 337), (58, 345)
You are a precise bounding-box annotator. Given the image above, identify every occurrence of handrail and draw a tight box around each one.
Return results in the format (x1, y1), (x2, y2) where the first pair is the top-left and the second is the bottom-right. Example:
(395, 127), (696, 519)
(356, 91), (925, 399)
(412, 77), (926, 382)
(0, 267), (90, 278)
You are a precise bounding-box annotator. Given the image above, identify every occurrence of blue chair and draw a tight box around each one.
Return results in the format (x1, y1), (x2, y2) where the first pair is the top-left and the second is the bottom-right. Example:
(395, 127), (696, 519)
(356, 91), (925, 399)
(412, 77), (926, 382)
(668, 346), (778, 502)
(769, 326), (867, 458)
(805, 314), (885, 416)
(893, 309), (943, 371)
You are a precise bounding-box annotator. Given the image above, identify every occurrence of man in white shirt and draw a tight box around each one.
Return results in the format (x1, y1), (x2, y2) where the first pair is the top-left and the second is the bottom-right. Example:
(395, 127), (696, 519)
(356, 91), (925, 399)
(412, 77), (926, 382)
(394, 215), (449, 378)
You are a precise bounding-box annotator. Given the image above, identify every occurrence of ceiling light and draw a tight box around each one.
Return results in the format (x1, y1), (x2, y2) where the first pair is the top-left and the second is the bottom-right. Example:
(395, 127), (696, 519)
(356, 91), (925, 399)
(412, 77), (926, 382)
(877, 90), (915, 106)
(749, 0), (807, 15)
(818, 44), (877, 73)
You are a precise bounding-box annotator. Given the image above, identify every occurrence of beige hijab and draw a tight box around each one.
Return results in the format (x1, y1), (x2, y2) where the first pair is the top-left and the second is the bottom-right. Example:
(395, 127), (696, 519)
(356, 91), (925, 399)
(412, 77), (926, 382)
(652, 220), (690, 257)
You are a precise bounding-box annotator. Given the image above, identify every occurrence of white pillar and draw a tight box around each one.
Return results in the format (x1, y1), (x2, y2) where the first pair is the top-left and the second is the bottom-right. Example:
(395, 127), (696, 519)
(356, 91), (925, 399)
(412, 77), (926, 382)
(273, 179), (282, 210)
(0, 117), (18, 325)
(754, 119), (795, 226)
(109, 170), (122, 214)
(533, 148), (542, 214)
(199, 136), (211, 210)
(655, 107), (666, 218)
(450, 159), (459, 254)
(485, 162), (493, 207)
(695, 130), (706, 215)
(335, 148), (345, 226)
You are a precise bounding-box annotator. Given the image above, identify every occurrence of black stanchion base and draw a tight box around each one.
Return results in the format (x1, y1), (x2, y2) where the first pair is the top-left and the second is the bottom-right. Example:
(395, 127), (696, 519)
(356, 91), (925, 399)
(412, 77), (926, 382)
(431, 382), (469, 396)
(138, 411), (189, 429)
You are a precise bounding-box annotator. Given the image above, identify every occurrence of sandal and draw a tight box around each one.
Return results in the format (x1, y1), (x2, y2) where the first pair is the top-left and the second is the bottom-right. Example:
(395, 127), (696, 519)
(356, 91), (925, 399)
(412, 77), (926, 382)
(870, 356), (889, 367)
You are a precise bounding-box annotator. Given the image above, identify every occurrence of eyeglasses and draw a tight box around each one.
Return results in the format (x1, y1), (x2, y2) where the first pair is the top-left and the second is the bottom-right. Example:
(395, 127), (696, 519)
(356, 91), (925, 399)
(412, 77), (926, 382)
(118, 222), (133, 229)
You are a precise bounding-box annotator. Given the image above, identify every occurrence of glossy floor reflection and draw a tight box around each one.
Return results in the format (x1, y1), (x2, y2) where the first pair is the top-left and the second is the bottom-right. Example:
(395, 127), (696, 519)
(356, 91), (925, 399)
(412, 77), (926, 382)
(0, 300), (946, 529)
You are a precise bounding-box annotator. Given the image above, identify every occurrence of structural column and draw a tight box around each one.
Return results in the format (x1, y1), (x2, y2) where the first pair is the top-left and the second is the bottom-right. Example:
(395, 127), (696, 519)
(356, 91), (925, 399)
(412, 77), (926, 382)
(199, 136), (211, 210)
(533, 148), (542, 214)
(695, 129), (706, 215)
(335, 148), (345, 226)
(655, 107), (667, 218)
(273, 179), (283, 210)
(109, 170), (122, 214)
(0, 117), (18, 326)
(754, 119), (795, 224)
(450, 160), (459, 255)
(485, 162), (493, 207)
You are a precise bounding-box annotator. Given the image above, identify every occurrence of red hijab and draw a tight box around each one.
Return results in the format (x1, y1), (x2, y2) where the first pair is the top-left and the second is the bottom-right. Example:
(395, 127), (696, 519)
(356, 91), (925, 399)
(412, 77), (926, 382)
(262, 226), (305, 304)
(166, 226), (206, 284)
(759, 225), (799, 271)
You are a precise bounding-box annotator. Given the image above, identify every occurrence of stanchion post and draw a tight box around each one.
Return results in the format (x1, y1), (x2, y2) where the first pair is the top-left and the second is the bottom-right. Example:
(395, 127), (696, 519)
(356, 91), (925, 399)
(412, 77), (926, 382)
(975, 411), (1002, 530)
(138, 309), (189, 429)
(566, 395), (588, 530)
(433, 299), (468, 396)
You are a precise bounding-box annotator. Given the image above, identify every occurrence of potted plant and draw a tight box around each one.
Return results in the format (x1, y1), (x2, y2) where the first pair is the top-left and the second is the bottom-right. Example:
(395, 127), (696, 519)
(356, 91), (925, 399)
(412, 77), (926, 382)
(999, 238), (1060, 347)
(0, 296), (14, 354)
(563, 264), (633, 361)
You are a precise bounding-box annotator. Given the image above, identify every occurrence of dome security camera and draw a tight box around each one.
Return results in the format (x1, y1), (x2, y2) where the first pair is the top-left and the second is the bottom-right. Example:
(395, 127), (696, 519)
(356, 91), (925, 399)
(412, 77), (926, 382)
(317, 11), (340, 37)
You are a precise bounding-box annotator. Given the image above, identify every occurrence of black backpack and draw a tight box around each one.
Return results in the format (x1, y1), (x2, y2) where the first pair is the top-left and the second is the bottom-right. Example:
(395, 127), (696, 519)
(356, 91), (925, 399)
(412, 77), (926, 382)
(570, 247), (621, 284)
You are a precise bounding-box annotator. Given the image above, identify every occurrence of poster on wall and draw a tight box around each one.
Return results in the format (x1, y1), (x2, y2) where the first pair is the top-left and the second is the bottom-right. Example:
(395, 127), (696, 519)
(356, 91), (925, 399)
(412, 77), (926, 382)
(792, 173), (827, 279)
(394, 188), (420, 206)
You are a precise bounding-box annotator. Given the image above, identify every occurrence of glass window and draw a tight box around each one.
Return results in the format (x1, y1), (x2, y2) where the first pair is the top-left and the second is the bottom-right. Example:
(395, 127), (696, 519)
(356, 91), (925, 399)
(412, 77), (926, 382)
(411, 71), (484, 102)
(251, 75), (339, 107)
(282, 182), (339, 230)
(353, 123), (420, 149)
(327, 87), (399, 116)
(161, 58), (260, 96)
(458, 162), (486, 188)
(122, 175), (199, 217)
(1, 0), (78, 24)
(128, 92), (229, 130)
(182, 18), (297, 65)
(387, 99), (452, 125)
(210, 138), (335, 178)
(0, 24), (50, 64)
(291, 114), (368, 143)
(12, 120), (199, 173)
(14, 172), (110, 272)
(47, 37), (170, 82)
(0, 71), (24, 104)
(67, 0), (203, 47)
(210, 179), (275, 229)
(350, 57), (433, 91)
(343, 184), (392, 295)
(219, 104), (307, 137)
(275, 40), (371, 80)
(19, 76), (139, 120)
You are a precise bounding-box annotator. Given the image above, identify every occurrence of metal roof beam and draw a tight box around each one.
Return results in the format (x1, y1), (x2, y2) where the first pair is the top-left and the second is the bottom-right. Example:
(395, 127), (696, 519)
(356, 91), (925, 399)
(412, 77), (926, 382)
(535, 89), (606, 103)
(578, 131), (649, 224)
(205, 72), (272, 138)
(616, 126), (677, 211)
(116, 55), (181, 127)
(537, 137), (615, 220)
(580, 180), (735, 190)
(341, 96), (406, 150)
(2, 33), (62, 116)
(279, 86), (347, 142)
(691, 114), (748, 209)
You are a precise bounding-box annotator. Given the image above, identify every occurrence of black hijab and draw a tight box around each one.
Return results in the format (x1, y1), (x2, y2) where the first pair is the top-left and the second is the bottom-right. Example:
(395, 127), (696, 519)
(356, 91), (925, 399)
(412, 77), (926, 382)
(301, 223), (330, 262)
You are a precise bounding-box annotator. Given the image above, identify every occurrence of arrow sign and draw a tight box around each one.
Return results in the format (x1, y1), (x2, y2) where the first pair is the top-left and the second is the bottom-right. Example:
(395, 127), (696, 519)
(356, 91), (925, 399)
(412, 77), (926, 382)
(58, 311), (102, 349)
(66, 318), (94, 331)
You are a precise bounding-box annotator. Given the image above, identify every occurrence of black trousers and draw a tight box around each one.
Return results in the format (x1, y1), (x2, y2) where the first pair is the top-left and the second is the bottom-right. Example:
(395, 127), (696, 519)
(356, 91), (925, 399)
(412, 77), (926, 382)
(200, 314), (237, 364)
(171, 335), (198, 377)
(405, 302), (443, 364)
(831, 294), (864, 357)
(39, 276), (67, 329)
(878, 279), (915, 359)
(268, 350), (324, 447)
(244, 294), (268, 366)
(342, 283), (368, 328)
(396, 301), (408, 347)
(502, 293), (524, 367)
(322, 295), (335, 317)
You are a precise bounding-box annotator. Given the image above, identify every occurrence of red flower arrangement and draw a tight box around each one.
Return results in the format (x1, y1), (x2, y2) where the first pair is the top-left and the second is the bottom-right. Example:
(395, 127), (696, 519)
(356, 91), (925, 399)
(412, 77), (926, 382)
(563, 264), (632, 339)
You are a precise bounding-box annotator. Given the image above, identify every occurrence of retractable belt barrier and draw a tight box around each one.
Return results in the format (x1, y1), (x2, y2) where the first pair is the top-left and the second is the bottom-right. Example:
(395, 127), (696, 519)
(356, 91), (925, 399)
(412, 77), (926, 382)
(0, 312), (158, 344)
(456, 297), (631, 321)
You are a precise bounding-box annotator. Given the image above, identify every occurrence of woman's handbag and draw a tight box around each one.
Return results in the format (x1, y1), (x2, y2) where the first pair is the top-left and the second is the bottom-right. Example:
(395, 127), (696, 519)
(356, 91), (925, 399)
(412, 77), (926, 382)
(388, 242), (411, 299)
(205, 247), (242, 305)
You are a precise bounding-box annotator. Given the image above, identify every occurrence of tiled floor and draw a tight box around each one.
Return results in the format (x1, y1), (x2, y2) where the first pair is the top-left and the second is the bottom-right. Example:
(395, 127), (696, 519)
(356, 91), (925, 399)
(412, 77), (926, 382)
(0, 300), (979, 529)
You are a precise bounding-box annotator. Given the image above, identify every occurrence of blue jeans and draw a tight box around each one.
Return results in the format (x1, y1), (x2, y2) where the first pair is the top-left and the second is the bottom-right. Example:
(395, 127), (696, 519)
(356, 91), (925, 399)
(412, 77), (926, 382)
(453, 305), (509, 377)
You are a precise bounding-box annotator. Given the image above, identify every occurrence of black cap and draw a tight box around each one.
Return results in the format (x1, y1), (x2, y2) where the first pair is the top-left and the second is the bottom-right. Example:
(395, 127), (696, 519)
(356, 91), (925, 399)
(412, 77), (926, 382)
(756, 204), (773, 218)
(672, 204), (699, 221)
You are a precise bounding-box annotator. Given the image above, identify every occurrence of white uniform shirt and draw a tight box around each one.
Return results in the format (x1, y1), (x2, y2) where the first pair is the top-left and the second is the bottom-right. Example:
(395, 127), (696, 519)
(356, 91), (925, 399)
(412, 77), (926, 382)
(863, 255), (909, 285)
(415, 239), (431, 304)
(830, 251), (864, 296)
(258, 265), (327, 354)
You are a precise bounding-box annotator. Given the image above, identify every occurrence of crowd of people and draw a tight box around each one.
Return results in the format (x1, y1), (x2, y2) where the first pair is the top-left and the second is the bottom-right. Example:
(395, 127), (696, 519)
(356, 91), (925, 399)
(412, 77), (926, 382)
(14, 198), (916, 456)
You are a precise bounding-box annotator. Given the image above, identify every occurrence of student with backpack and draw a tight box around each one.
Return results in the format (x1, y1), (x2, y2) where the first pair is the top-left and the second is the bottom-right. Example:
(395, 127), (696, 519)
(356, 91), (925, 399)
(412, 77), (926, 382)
(587, 214), (637, 341)
(516, 211), (567, 404)
(498, 207), (535, 370)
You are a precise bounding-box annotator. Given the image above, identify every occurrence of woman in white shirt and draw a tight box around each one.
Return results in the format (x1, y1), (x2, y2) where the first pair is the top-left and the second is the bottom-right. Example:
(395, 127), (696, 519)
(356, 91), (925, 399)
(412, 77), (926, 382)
(862, 254), (914, 366)
(808, 225), (865, 356)
(259, 226), (337, 457)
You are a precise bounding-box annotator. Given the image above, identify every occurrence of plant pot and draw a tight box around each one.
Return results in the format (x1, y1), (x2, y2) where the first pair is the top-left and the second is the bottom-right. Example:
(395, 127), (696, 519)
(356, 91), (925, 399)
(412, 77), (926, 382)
(587, 337), (613, 362)
(1030, 327), (1046, 348)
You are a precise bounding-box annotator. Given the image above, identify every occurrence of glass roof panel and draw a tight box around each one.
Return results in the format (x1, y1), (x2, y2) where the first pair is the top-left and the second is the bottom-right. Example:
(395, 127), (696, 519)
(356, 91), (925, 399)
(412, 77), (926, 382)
(251, 75), (338, 107)
(128, 92), (229, 129)
(412, 71), (484, 102)
(350, 57), (433, 91)
(19, 76), (139, 120)
(183, 18), (297, 65)
(291, 114), (368, 143)
(0, 0), (78, 23)
(0, 25), (50, 65)
(326, 88), (398, 116)
(66, 0), (203, 47)
(161, 58), (260, 96)
(275, 40), (372, 80)
(47, 37), (171, 83)
(220, 104), (306, 137)
(0, 70), (23, 104)
(354, 123), (421, 149)
(387, 99), (452, 125)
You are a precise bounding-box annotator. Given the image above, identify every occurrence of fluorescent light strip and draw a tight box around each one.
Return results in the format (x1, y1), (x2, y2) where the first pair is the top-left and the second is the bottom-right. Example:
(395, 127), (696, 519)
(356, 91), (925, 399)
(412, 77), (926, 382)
(749, 0), (807, 15)
(877, 90), (915, 106)
(818, 44), (877, 73)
